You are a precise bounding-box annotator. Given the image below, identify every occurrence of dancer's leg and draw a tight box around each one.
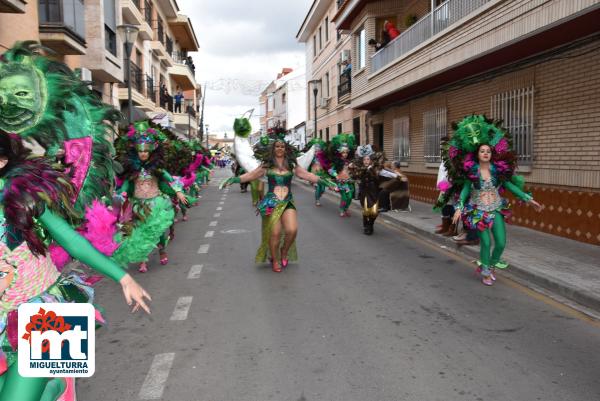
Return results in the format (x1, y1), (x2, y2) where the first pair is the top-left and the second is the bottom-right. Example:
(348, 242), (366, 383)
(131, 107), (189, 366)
(478, 228), (492, 277)
(280, 209), (298, 259)
(490, 212), (507, 266)
(269, 219), (283, 261)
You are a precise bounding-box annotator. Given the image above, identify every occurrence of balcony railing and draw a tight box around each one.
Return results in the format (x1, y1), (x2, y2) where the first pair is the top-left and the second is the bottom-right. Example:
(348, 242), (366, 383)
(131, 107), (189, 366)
(122, 62), (143, 93)
(143, 0), (152, 26)
(371, 0), (491, 73)
(156, 19), (164, 44)
(131, 0), (140, 10)
(38, 0), (86, 42)
(171, 51), (195, 76)
(166, 36), (173, 55)
(146, 75), (155, 103)
(338, 73), (351, 98)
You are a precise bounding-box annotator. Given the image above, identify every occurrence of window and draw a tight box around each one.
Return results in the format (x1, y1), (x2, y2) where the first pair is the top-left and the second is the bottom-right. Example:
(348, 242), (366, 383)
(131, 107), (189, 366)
(325, 17), (329, 42)
(105, 26), (117, 55)
(326, 127), (330, 141)
(319, 129), (323, 139)
(491, 87), (534, 164)
(337, 122), (342, 134)
(282, 93), (286, 104)
(313, 35), (317, 57)
(324, 72), (330, 98)
(319, 27), (323, 49)
(104, 0), (117, 55)
(423, 108), (447, 163)
(393, 117), (410, 162)
(357, 28), (366, 69)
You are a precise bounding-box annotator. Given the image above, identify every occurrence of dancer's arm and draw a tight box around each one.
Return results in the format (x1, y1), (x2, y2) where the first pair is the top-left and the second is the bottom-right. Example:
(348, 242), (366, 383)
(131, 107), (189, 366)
(38, 209), (151, 313)
(504, 181), (542, 211)
(452, 181), (472, 224)
(161, 171), (189, 205)
(220, 166), (265, 189)
(295, 166), (337, 189)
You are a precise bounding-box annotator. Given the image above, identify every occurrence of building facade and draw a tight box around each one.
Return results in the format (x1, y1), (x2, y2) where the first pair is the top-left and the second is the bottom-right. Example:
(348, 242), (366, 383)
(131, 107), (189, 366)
(327, 0), (600, 245)
(297, 0), (368, 145)
(0, 0), (201, 139)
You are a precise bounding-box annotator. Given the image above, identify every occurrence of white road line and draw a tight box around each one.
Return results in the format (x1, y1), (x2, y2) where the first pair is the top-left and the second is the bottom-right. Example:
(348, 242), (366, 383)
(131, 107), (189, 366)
(219, 201), (225, 204)
(216, 207), (223, 211)
(170, 296), (193, 321)
(209, 221), (218, 227)
(214, 213), (221, 218)
(205, 231), (214, 238)
(197, 244), (210, 254)
(187, 264), (203, 279)
(138, 353), (175, 400)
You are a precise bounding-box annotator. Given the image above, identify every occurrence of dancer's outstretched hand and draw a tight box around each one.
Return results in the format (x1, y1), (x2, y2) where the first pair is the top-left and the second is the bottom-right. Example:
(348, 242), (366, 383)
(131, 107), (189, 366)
(530, 199), (543, 212)
(120, 274), (152, 314)
(177, 191), (189, 206)
(219, 177), (240, 190)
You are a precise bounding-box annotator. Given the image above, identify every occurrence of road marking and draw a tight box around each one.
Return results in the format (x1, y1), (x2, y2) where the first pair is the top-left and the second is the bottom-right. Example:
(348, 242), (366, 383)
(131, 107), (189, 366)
(205, 231), (214, 238)
(214, 213), (221, 218)
(138, 353), (175, 400)
(219, 201), (225, 205)
(209, 221), (218, 227)
(221, 229), (249, 234)
(170, 296), (193, 321)
(188, 264), (203, 279)
(216, 207), (222, 211)
(197, 244), (210, 254)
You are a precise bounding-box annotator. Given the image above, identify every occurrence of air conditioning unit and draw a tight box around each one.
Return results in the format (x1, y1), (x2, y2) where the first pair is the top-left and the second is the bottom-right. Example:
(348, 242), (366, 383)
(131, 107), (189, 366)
(340, 50), (351, 62)
(319, 97), (330, 108)
(79, 67), (92, 82)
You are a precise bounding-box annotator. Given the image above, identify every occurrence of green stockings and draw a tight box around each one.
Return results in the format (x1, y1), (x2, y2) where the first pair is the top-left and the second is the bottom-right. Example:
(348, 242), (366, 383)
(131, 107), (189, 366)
(477, 211), (506, 275)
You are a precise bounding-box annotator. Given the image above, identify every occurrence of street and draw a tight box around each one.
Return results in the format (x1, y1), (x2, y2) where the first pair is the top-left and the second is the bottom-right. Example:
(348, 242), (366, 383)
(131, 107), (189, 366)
(79, 169), (600, 401)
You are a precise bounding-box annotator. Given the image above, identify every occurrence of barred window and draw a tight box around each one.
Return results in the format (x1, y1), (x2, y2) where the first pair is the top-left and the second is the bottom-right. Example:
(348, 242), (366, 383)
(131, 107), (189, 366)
(423, 108), (447, 163)
(393, 117), (410, 162)
(491, 87), (534, 164)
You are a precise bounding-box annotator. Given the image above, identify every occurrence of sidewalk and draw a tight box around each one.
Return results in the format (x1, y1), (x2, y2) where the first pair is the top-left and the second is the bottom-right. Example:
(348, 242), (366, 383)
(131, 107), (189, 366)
(303, 182), (600, 314)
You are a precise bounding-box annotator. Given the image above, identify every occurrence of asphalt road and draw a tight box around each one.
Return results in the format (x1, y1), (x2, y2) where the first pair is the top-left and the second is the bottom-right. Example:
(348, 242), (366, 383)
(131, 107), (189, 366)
(78, 168), (600, 401)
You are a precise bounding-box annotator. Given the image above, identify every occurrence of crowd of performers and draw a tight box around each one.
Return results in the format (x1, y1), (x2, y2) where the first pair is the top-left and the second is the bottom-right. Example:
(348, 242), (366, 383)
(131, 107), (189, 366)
(0, 42), (216, 400)
(0, 41), (543, 400)
(225, 114), (542, 288)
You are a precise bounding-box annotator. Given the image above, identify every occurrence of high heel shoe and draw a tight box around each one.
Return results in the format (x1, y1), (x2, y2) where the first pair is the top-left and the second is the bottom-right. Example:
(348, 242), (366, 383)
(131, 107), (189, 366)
(138, 262), (148, 273)
(281, 258), (289, 268)
(159, 253), (169, 265)
(271, 259), (282, 273)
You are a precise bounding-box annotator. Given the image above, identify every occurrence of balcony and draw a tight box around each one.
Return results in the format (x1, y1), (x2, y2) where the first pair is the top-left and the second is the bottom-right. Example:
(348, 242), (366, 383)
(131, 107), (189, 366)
(38, 0), (87, 55)
(168, 14), (200, 52)
(168, 58), (196, 91)
(120, 0), (143, 25)
(0, 0), (27, 13)
(372, 0), (491, 73)
(338, 73), (351, 103)
(118, 62), (154, 109)
(146, 75), (156, 105)
(352, 0), (600, 111)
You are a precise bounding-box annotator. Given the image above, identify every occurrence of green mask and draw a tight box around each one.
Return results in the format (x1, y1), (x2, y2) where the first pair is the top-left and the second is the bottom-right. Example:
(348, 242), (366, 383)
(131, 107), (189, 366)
(0, 63), (47, 133)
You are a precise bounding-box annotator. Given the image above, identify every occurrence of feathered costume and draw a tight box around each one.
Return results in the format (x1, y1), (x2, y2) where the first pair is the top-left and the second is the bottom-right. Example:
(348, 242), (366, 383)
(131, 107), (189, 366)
(305, 138), (330, 205)
(350, 145), (404, 235)
(227, 119), (326, 265)
(438, 115), (536, 282)
(328, 133), (356, 216)
(0, 133), (128, 401)
(112, 121), (182, 269)
(0, 42), (120, 214)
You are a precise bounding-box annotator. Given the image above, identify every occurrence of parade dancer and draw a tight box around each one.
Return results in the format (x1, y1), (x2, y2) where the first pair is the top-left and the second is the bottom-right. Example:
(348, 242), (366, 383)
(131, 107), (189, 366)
(0, 131), (151, 401)
(440, 115), (542, 285)
(112, 121), (188, 273)
(350, 145), (405, 235)
(328, 133), (356, 217)
(221, 121), (335, 272)
(306, 139), (329, 207)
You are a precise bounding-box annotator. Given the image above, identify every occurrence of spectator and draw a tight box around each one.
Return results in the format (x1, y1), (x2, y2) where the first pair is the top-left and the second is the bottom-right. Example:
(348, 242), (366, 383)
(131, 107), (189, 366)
(174, 89), (184, 113)
(384, 20), (401, 41)
(159, 83), (168, 108)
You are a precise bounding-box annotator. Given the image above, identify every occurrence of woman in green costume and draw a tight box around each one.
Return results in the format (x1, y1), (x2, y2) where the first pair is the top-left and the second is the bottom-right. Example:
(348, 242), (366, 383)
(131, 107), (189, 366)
(440, 115), (542, 286)
(221, 138), (335, 272)
(0, 131), (151, 401)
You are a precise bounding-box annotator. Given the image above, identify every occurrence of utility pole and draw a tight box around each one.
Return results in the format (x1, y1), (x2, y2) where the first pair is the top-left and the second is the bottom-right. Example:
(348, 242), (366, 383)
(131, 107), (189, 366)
(199, 83), (206, 142)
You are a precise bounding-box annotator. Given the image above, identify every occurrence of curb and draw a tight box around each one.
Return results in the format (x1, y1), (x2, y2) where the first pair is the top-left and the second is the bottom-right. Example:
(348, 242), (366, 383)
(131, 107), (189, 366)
(299, 181), (600, 316)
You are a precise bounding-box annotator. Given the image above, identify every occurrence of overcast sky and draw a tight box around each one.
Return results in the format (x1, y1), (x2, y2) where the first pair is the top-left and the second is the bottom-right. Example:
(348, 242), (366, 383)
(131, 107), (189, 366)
(178, 0), (313, 138)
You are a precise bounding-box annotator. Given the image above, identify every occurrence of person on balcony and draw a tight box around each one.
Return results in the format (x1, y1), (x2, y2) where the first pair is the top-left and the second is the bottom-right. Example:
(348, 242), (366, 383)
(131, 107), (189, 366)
(174, 89), (184, 113)
(384, 20), (401, 41)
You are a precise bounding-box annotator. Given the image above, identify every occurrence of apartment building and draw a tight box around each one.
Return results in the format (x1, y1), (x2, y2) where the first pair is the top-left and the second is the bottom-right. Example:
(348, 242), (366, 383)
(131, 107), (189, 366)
(329, 0), (600, 245)
(0, 0), (201, 138)
(297, 0), (367, 144)
(259, 81), (276, 133)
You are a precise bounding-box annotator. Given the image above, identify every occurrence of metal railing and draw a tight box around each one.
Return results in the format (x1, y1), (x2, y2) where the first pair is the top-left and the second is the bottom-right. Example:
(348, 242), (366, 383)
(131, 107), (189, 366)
(143, 0), (152, 26)
(423, 108), (447, 163)
(372, 0), (491, 73)
(338, 73), (351, 98)
(171, 51), (195, 76)
(126, 62), (143, 93)
(38, 0), (86, 41)
(146, 75), (155, 103)
(491, 87), (534, 164)
(156, 19), (164, 44)
(166, 36), (173, 55)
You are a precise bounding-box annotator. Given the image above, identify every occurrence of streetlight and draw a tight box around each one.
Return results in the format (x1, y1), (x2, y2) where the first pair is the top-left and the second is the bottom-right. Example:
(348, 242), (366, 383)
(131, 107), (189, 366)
(117, 24), (140, 125)
(308, 79), (321, 142)
(205, 124), (210, 148)
(186, 98), (195, 141)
